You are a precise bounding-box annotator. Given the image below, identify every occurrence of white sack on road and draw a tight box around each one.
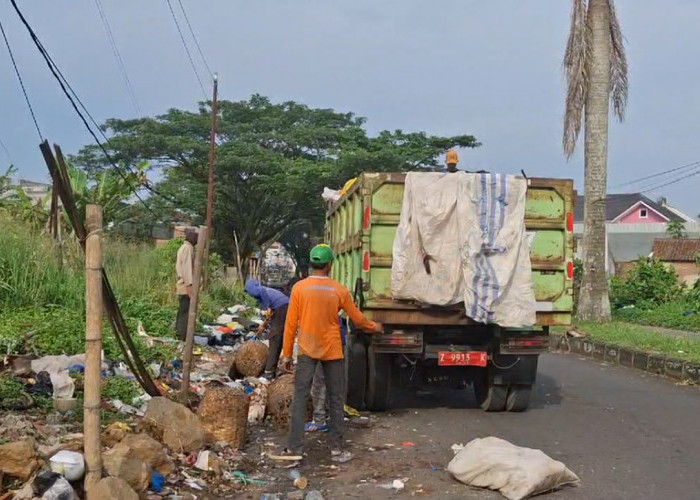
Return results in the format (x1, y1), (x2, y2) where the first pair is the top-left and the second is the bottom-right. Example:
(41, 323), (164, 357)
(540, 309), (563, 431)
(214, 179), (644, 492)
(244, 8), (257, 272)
(447, 437), (580, 500)
(391, 172), (536, 327)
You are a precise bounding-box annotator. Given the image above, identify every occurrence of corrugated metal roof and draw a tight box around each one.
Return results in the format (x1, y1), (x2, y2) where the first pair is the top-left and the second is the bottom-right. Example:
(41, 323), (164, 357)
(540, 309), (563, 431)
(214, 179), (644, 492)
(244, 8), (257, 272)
(652, 239), (700, 262)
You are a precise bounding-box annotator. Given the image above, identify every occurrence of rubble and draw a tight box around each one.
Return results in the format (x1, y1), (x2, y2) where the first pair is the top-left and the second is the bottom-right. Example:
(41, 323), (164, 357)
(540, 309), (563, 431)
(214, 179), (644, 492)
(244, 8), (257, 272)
(91, 476), (139, 500)
(106, 433), (175, 476)
(142, 397), (205, 454)
(0, 438), (41, 481)
(102, 421), (131, 448)
(102, 447), (150, 492)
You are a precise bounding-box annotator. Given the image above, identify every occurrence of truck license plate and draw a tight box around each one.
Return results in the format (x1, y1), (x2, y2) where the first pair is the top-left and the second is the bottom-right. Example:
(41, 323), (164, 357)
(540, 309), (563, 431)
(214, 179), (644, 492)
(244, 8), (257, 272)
(437, 351), (488, 367)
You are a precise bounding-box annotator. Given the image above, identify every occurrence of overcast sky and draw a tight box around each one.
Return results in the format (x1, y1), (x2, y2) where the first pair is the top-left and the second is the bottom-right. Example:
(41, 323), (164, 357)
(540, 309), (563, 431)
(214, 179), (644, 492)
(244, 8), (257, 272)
(1, 1), (699, 216)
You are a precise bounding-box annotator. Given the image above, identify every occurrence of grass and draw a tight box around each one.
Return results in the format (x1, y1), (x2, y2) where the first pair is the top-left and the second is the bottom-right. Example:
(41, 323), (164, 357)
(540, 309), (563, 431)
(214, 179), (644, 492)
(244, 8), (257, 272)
(613, 301), (700, 332)
(574, 321), (700, 363)
(0, 210), (242, 364)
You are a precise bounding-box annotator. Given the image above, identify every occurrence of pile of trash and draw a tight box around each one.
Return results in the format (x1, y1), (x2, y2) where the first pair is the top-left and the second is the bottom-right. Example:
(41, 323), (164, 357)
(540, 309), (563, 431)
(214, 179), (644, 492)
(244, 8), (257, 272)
(0, 302), (342, 499)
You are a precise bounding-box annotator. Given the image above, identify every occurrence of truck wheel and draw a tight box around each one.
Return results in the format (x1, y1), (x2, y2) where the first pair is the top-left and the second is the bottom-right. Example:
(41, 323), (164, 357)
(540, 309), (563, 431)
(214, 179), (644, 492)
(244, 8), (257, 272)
(345, 340), (367, 410)
(365, 346), (391, 411)
(506, 384), (532, 412)
(473, 377), (507, 412)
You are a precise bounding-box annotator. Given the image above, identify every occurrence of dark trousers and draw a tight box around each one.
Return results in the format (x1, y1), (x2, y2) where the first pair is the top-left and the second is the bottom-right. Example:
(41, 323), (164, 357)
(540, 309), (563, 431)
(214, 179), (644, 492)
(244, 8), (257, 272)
(288, 355), (345, 453)
(265, 304), (288, 373)
(176, 295), (190, 341)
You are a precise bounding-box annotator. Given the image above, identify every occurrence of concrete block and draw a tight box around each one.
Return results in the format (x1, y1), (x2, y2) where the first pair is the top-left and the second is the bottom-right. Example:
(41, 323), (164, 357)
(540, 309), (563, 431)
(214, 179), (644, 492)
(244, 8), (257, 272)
(604, 344), (620, 364)
(618, 348), (635, 368)
(664, 358), (685, 380)
(633, 352), (649, 372)
(647, 354), (666, 375)
(592, 341), (606, 360)
(682, 362), (700, 383)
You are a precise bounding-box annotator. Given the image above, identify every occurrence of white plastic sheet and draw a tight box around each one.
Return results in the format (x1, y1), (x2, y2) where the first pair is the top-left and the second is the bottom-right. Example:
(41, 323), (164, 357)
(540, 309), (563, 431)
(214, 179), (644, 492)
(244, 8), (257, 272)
(391, 172), (536, 327)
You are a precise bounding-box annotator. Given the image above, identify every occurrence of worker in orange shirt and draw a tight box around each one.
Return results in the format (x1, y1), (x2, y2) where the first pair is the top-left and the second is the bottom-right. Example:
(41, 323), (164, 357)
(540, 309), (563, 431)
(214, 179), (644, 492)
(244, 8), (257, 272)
(280, 244), (383, 462)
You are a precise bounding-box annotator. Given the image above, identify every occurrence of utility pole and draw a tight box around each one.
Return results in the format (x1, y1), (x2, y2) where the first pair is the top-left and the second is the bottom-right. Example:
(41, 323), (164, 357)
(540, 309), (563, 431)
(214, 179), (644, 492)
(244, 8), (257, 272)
(202, 74), (219, 290)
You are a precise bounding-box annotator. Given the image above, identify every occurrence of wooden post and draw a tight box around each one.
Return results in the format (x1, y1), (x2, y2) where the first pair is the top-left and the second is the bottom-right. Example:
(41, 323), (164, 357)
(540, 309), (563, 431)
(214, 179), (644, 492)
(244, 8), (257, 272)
(181, 226), (207, 403)
(84, 205), (103, 495)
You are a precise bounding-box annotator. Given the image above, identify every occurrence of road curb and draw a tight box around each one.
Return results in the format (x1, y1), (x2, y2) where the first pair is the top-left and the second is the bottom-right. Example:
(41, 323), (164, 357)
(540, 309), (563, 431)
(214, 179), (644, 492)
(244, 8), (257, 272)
(550, 334), (700, 384)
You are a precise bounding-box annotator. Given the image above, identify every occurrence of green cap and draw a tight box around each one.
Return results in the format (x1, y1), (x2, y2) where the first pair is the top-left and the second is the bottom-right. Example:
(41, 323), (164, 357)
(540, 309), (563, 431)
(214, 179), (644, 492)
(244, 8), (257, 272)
(310, 244), (334, 265)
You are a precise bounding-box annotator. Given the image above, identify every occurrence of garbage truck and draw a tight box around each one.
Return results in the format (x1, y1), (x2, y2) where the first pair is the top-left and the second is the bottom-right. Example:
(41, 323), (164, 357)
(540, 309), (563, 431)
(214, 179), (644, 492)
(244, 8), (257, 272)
(326, 172), (574, 412)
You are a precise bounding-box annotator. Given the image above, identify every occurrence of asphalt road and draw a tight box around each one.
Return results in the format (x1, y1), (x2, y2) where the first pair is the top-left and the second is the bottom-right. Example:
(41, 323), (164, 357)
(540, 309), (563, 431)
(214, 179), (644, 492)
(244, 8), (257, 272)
(270, 352), (700, 500)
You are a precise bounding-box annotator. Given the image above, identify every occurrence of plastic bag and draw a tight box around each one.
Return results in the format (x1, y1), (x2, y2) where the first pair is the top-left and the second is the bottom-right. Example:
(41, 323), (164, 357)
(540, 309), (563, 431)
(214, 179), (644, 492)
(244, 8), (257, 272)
(447, 437), (580, 500)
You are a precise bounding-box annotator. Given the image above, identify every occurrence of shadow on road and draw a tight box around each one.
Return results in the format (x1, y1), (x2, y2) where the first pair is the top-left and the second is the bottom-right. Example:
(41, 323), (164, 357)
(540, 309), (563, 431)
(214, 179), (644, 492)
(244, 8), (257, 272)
(385, 371), (564, 412)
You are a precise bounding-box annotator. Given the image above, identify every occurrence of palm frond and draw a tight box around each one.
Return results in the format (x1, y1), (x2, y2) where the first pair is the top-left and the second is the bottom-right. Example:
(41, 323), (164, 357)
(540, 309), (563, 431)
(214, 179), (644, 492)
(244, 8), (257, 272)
(563, 0), (590, 158)
(608, 0), (628, 121)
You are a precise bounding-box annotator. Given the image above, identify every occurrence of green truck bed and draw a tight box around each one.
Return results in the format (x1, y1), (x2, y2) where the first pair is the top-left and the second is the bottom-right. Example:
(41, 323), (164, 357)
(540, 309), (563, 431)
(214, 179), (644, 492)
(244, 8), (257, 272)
(326, 172), (575, 327)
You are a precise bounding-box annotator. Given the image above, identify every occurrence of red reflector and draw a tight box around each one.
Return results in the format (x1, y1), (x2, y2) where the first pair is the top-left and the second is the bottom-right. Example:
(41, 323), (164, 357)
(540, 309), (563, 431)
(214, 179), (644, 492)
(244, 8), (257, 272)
(363, 251), (370, 272)
(566, 212), (574, 232)
(363, 207), (371, 230)
(509, 337), (546, 347)
(567, 261), (574, 280)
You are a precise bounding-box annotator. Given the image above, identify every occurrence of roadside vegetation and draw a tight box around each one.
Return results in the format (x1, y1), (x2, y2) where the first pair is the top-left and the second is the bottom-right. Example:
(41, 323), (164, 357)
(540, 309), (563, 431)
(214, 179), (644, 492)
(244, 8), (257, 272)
(0, 210), (243, 366)
(572, 257), (700, 362)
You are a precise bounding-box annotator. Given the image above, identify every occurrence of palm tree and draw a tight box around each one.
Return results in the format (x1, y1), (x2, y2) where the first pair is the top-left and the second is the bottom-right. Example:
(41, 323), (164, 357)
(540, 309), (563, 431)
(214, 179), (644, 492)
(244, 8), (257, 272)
(563, 0), (628, 321)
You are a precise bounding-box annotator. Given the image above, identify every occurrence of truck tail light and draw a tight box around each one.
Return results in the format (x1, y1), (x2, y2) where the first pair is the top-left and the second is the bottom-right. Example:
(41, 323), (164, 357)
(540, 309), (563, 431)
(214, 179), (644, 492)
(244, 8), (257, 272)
(363, 251), (370, 272)
(507, 336), (547, 349)
(566, 261), (574, 280)
(566, 211), (574, 232)
(363, 207), (371, 230)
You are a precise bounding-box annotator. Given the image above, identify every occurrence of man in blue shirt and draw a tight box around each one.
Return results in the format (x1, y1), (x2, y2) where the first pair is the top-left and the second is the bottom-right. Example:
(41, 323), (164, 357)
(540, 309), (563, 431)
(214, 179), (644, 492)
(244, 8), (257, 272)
(245, 279), (290, 379)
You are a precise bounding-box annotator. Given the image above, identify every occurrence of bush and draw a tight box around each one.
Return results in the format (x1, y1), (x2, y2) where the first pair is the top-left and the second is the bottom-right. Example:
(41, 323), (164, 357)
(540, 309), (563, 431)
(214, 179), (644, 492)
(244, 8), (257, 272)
(609, 258), (685, 309)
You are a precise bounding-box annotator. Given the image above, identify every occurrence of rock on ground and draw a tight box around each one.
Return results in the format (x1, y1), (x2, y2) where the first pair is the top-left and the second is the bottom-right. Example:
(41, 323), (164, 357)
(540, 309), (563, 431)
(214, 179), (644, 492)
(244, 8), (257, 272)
(102, 448), (150, 492)
(90, 476), (139, 500)
(142, 397), (205, 453)
(0, 438), (41, 481)
(108, 433), (175, 476)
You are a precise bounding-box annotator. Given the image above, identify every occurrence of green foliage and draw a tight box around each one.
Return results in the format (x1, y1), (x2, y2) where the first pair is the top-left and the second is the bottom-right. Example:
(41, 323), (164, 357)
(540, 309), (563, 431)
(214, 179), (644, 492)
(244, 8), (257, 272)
(609, 258), (685, 309)
(576, 321), (700, 363)
(102, 377), (142, 403)
(0, 376), (24, 408)
(614, 301), (700, 331)
(666, 219), (687, 239)
(0, 211), (236, 364)
(71, 95), (480, 267)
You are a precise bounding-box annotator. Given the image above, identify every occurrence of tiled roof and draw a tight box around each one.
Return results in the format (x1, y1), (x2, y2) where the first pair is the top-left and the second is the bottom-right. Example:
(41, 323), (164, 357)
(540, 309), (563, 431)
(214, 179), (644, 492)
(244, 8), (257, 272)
(574, 193), (681, 222)
(652, 238), (700, 262)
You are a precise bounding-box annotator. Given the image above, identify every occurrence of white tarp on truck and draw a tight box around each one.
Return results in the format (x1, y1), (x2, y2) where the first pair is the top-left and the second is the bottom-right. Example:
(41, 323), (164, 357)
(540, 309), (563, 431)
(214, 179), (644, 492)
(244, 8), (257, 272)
(391, 172), (536, 327)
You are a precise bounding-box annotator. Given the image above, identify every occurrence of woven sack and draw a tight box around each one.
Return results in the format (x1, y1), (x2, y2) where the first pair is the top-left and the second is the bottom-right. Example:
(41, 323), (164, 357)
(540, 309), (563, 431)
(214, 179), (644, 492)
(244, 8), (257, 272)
(197, 386), (250, 449)
(234, 340), (269, 377)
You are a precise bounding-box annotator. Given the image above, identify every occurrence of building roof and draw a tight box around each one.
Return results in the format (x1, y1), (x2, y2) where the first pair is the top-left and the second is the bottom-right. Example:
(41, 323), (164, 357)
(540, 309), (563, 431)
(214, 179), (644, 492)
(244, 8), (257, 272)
(574, 193), (682, 222)
(651, 238), (700, 262)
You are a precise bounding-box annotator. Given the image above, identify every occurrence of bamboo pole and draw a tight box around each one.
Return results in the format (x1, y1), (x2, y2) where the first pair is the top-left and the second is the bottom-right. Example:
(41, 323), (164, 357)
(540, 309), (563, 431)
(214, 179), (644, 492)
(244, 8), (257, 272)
(181, 226), (207, 403)
(202, 75), (219, 291)
(84, 205), (103, 495)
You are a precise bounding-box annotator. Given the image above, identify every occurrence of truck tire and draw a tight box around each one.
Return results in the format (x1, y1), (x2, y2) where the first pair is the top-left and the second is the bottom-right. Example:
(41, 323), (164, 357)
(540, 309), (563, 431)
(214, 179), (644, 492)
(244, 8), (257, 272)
(345, 340), (367, 410)
(506, 384), (532, 412)
(365, 346), (391, 411)
(473, 376), (507, 412)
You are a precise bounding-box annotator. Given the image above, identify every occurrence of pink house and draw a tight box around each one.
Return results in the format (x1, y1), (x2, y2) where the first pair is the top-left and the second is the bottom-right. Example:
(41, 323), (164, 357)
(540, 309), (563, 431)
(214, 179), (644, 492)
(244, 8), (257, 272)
(574, 193), (686, 225)
(614, 201), (669, 223)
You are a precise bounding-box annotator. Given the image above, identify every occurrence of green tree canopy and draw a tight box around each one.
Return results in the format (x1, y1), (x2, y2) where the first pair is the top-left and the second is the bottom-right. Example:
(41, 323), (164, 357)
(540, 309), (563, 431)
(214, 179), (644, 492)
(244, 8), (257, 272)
(72, 94), (479, 265)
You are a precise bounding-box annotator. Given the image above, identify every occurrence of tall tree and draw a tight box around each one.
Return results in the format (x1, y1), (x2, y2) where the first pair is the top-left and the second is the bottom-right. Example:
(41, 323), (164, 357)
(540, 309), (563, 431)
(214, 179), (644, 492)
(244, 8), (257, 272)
(72, 95), (479, 265)
(563, 0), (627, 321)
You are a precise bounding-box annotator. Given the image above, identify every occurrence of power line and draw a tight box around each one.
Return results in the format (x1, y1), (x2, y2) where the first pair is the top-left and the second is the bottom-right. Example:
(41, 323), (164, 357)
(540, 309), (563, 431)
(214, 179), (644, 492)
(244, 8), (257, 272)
(93, 0), (142, 116)
(641, 166), (700, 194)
(8, 0), (161, 219)
(176, 0), (213, 77)
(0, 16), (43, 140)
(0, 136), (12, 162)
(164, 0), (207, 98)
(610, 159), (700, 189)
